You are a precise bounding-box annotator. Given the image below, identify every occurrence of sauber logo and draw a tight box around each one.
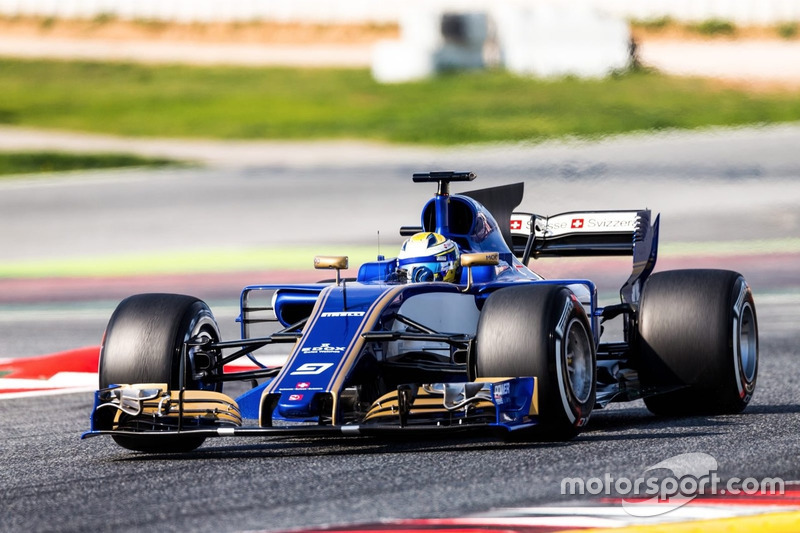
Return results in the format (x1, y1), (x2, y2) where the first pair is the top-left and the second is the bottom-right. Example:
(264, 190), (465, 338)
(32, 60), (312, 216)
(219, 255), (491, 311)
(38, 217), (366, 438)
(290, 363), (334, 375)
(321, 311), (365, 318)
(571, 218), (584, 229)
(288, 394), (304, 401)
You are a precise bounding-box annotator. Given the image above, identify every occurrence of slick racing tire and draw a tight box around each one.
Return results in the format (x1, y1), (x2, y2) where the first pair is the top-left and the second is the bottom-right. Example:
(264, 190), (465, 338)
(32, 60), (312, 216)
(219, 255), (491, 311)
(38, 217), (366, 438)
(99, 293), (222, 453)
(638, 270), (758, 416)
(475, 285), (596, 440)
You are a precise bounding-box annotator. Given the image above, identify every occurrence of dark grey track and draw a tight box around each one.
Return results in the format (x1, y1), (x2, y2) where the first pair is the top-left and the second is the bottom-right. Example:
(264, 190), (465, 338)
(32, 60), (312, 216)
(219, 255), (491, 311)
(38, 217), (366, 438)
(2, 292), (799, 533)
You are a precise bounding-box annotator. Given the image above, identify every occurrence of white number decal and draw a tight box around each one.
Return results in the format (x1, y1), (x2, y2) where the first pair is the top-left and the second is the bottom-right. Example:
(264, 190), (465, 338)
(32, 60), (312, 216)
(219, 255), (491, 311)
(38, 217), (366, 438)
(290, 363), (335, 375)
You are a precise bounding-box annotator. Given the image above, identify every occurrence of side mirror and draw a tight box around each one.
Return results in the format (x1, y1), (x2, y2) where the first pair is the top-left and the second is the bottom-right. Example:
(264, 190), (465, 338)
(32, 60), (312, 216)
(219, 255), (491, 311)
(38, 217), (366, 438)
(314, 256), (349, 285)
(460, 252), (499, 291)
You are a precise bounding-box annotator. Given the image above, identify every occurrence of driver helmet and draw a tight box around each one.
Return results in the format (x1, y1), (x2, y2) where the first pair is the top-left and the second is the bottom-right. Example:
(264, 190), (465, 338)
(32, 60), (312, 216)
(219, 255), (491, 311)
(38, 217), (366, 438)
(397, 232), (460, 283)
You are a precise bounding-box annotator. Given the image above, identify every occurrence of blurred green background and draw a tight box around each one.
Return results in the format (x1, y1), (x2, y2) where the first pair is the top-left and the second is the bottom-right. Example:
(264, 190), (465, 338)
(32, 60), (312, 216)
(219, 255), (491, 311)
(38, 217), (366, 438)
(1, 14), (800, 175)
(2, 58), (800, 149)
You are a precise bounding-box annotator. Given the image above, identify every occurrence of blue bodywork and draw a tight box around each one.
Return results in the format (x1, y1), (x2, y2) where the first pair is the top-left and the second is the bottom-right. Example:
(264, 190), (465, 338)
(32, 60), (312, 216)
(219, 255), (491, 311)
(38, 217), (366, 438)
(84, 172), (660, 442)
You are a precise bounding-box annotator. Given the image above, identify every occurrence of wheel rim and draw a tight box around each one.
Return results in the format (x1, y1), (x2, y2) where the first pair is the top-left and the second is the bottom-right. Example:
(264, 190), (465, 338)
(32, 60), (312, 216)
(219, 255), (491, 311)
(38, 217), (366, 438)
(738, 301), (757, 383)
(564, 318), (593, 404)
(187, 314), (221, 391)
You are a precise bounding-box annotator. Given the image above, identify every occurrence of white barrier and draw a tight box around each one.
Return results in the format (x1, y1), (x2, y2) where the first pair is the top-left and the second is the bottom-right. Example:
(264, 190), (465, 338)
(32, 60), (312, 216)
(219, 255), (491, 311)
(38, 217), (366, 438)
(370, 7), (630, 82)
(0, 0), (799, 25)
(371, 11), (488, 83)
(494, 4), (631, 78)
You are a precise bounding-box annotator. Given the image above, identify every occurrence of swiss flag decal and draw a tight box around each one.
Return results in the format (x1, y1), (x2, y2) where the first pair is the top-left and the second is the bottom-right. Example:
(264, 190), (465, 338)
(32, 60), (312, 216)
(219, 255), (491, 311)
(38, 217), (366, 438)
(571, 219), (584, 229)
(510, 219), (523, 230)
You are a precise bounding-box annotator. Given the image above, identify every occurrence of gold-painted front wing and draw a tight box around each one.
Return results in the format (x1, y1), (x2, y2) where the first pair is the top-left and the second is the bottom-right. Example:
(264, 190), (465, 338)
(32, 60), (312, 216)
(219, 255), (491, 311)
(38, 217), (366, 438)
(362, 378), (538, 426)
(363, 385), (495, 423)
(101, 384), (243, 429)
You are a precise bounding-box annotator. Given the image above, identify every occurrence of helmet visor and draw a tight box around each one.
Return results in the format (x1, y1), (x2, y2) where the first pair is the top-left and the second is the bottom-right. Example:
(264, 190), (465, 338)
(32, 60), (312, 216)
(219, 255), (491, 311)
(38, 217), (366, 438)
(401, 262), (444, 282)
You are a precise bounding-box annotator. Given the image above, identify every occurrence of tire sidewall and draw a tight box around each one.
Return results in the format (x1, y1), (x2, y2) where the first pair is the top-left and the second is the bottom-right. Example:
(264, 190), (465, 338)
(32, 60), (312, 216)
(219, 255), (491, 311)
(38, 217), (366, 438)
(728, 276), (758, 405)
(99, 294), (221, 391)
(545, 291), (595, 431)
(638, 270), (758, 414)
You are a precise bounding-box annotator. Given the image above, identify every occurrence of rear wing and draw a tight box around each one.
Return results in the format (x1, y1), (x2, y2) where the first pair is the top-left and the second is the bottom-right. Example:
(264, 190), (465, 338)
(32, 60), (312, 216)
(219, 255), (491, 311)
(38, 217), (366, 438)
(511, 210), (653, 258)
(511, 209), (660, 306)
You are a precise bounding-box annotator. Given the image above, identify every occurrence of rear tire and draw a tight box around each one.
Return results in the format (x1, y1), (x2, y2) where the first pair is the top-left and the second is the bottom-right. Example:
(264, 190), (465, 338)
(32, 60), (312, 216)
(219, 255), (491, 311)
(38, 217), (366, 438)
(475, 285), (596, 440)
(99, 293), (221, 452)
(638, 270), (758, 416)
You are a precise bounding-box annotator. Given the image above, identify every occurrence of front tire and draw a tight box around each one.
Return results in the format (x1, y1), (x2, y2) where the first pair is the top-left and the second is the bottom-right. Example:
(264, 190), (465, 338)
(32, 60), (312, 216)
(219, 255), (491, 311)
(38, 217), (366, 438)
(474, 285), (596, 440)
(99, 293), (221, 452)
(638, 269), (758, 415)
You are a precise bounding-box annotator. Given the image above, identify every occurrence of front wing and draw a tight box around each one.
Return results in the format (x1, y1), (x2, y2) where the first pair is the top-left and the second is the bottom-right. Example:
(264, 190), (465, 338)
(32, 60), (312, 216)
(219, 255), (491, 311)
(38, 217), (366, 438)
(82, 377), (538, 441)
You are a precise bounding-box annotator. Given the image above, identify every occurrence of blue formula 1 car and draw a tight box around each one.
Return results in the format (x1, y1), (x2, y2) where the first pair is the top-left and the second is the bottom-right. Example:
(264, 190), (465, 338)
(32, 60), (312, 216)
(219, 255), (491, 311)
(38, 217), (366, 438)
(83, 172), (758, 452)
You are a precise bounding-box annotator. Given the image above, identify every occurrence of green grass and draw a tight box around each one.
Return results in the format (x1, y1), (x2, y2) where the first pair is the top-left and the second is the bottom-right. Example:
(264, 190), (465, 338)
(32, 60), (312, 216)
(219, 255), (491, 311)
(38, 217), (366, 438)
(0, 151), (180, 176)
(630, 16), (675, 32)
(3, 59), (800, 145)
(777, 22), (799, 39)
(688, 18), (737, 36)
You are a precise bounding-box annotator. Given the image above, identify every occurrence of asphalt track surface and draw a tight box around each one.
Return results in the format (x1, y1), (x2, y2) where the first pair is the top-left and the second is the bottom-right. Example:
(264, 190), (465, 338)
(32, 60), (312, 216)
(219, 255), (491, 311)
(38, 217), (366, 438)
(2, 125), (800, 532)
